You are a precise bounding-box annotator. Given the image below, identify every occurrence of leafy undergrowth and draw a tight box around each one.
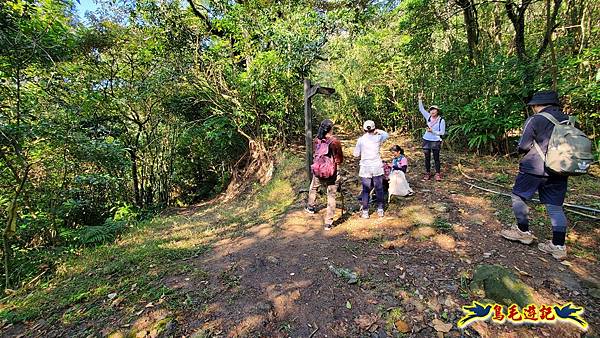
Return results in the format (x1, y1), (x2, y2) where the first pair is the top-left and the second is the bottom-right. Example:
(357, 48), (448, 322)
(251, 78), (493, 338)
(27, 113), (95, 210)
(0, 154), (305, 335)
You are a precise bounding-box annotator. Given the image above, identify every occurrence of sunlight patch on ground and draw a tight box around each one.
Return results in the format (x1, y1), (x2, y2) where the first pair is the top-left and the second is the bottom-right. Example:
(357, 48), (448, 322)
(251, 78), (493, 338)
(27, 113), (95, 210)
(398, 205), (435, 225)
(433, 234), (456, 251)
(229, 314), (266, 337)
(410, 226), (436, 240)
(452, 224), (467, 234)
(381, 237), (409, 250)
(451, 194), (493, 211)
(266, 280), (308, 319)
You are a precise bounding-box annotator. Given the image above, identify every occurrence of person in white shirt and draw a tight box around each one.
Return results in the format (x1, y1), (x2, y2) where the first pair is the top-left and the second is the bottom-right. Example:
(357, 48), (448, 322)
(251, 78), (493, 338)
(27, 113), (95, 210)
(353, 120), (389, 218)
(417, 93), (446, 181)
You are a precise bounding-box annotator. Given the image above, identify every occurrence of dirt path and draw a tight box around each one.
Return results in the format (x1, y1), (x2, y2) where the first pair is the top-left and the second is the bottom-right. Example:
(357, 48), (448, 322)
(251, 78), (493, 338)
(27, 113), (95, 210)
(2, 134), (597, 338)
(163, 134), (599, 337)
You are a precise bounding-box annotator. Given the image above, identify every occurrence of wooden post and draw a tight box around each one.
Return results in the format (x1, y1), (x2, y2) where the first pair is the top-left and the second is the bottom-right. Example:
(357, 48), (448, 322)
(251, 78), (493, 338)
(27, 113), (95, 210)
(304, 79), (313, 183)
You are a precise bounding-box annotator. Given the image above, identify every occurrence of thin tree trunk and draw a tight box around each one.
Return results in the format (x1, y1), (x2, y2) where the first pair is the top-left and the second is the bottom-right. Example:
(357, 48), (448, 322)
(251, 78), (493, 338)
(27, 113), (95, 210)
(130, 149), (141, 206)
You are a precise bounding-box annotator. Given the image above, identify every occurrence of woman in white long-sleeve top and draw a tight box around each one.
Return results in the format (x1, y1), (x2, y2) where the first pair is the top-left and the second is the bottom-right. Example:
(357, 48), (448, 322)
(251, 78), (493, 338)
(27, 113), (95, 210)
(417, 93), (446, 181)
(353, 120), (389, 218)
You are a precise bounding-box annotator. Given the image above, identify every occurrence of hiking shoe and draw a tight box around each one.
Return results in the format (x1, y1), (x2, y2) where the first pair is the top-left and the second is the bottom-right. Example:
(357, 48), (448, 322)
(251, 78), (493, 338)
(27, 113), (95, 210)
(434, 173), (442, 181)
(305, 206), (315, 214)
(377, 208), (384, 218)
(538, 240), (567, 260)
(324, 223), (333, 231)
(361, 210), (370, 219)
(422, 173), (432, 181)
(500, 226), (535, 244)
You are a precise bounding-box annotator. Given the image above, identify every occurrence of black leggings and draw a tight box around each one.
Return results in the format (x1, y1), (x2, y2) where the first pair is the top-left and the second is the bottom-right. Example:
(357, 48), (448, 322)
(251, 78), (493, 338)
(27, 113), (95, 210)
(424, 148), (441, 173)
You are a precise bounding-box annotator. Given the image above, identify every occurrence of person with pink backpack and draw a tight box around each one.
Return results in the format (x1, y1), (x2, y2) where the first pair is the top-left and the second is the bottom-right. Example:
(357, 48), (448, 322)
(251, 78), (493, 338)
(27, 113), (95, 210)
(305, 119), (344, 230)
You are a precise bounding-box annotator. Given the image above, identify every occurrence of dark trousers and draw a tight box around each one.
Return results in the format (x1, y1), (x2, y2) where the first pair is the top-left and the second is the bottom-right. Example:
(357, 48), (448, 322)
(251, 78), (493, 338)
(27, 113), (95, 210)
(424, 148), (441, 173)
(361, 176), (384, 210)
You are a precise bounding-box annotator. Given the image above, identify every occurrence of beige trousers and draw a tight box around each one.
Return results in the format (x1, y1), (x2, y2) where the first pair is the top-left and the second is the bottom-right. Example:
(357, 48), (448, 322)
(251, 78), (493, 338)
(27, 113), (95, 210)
(307, 175), (337, 225)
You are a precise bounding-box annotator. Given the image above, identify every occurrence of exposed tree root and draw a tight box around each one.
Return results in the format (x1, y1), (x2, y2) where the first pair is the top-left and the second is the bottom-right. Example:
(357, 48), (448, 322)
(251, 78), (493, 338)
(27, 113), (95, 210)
(224, 139), (274, 201)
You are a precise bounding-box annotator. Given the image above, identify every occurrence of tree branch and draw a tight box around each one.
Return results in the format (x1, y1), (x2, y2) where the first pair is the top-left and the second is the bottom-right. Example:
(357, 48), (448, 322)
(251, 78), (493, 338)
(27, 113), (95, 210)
(535, 0), (562, 59)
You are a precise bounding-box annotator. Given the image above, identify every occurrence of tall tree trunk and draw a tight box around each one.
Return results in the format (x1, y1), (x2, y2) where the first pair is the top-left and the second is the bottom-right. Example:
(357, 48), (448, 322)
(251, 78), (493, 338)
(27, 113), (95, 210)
(505, 0), (534, 95)
(505, 0), (530, 62)
(455, 0), (479, 62)
(3, 165), (30, 289)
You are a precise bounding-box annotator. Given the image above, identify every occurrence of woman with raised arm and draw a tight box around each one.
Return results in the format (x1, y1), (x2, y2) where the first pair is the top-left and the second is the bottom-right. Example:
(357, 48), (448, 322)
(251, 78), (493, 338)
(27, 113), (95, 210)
(418, 93), (446, 181)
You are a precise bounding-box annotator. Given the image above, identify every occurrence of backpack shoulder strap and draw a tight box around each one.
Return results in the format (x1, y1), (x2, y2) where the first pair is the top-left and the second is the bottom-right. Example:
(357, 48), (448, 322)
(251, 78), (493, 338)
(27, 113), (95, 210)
(533, 140), (545, 161)
(537, 112), (561, 126)
(532, 112), (569, 161)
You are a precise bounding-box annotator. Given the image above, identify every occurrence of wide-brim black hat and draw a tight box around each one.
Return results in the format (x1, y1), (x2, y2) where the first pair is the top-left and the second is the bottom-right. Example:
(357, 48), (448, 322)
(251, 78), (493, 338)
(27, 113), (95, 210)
(527, 90), (559, 106)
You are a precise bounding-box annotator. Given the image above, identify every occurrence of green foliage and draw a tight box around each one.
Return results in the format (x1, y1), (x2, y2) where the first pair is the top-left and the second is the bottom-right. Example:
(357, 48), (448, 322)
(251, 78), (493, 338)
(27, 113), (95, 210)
(77, 219), (126, 246)
(315, 0), (599, 155)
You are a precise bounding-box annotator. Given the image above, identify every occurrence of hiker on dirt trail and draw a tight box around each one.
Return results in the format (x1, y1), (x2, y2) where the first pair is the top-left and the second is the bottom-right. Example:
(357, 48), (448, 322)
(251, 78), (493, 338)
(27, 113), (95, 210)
(500, 90), (571, 260)
(353, 120), (389, 219)
(387, 145), (414, 198)
(305, 119), (344, 230)
(418, 93), (446, 181)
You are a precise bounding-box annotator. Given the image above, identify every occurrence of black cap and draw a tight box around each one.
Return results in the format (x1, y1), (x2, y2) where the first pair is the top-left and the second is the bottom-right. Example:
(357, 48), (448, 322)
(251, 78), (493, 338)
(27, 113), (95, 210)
(390, 145), (402, 152)
(527, 90), (560, 106)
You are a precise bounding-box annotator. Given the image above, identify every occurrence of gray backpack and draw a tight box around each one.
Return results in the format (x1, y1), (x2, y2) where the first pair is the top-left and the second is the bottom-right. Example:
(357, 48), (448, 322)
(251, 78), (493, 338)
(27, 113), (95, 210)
(533, 112), (593, 176)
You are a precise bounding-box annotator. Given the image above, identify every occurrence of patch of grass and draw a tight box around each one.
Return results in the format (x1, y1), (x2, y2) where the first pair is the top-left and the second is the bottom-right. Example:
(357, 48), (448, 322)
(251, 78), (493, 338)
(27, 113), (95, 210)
(384, 307), (405, 334)
(433, 218), (453, 232)
(219, 270), (241, 290)
(494, 173), (510, 185)
(341, 243), (361, 256)
(568, 241), (599, 260)
(278, 321), (293, 334)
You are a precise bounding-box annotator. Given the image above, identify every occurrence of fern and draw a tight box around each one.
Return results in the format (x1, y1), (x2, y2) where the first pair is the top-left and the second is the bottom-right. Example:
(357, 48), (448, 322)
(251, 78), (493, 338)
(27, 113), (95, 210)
(77, 219), (126, 246)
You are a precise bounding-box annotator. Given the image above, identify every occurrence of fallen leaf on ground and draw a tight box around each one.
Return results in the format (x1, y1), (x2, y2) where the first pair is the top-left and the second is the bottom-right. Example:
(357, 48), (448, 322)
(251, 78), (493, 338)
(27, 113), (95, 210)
(470, 321), (491, 338)
(431, 318), (452, 333)
(111, 297), (124, 307)
(354, 314), (378, 330)
(346, 300), (352, 309)
(107, 293), (117, 300)
(395, 319), (410, 333)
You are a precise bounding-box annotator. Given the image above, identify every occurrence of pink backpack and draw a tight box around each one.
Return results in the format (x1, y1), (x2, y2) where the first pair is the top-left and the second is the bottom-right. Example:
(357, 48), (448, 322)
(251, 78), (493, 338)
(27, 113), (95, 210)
(311, 138), (336, 179)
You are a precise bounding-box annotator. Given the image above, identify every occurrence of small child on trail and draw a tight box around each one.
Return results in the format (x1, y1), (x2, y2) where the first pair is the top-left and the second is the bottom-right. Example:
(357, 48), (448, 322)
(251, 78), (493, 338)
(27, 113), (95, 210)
(390, 145), (408, 173)
(388, 145), (414, 199)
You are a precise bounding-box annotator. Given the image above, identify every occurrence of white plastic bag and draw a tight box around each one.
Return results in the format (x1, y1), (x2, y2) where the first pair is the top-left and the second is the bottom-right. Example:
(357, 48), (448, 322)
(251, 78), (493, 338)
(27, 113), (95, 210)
(388, 170), (413, 197)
